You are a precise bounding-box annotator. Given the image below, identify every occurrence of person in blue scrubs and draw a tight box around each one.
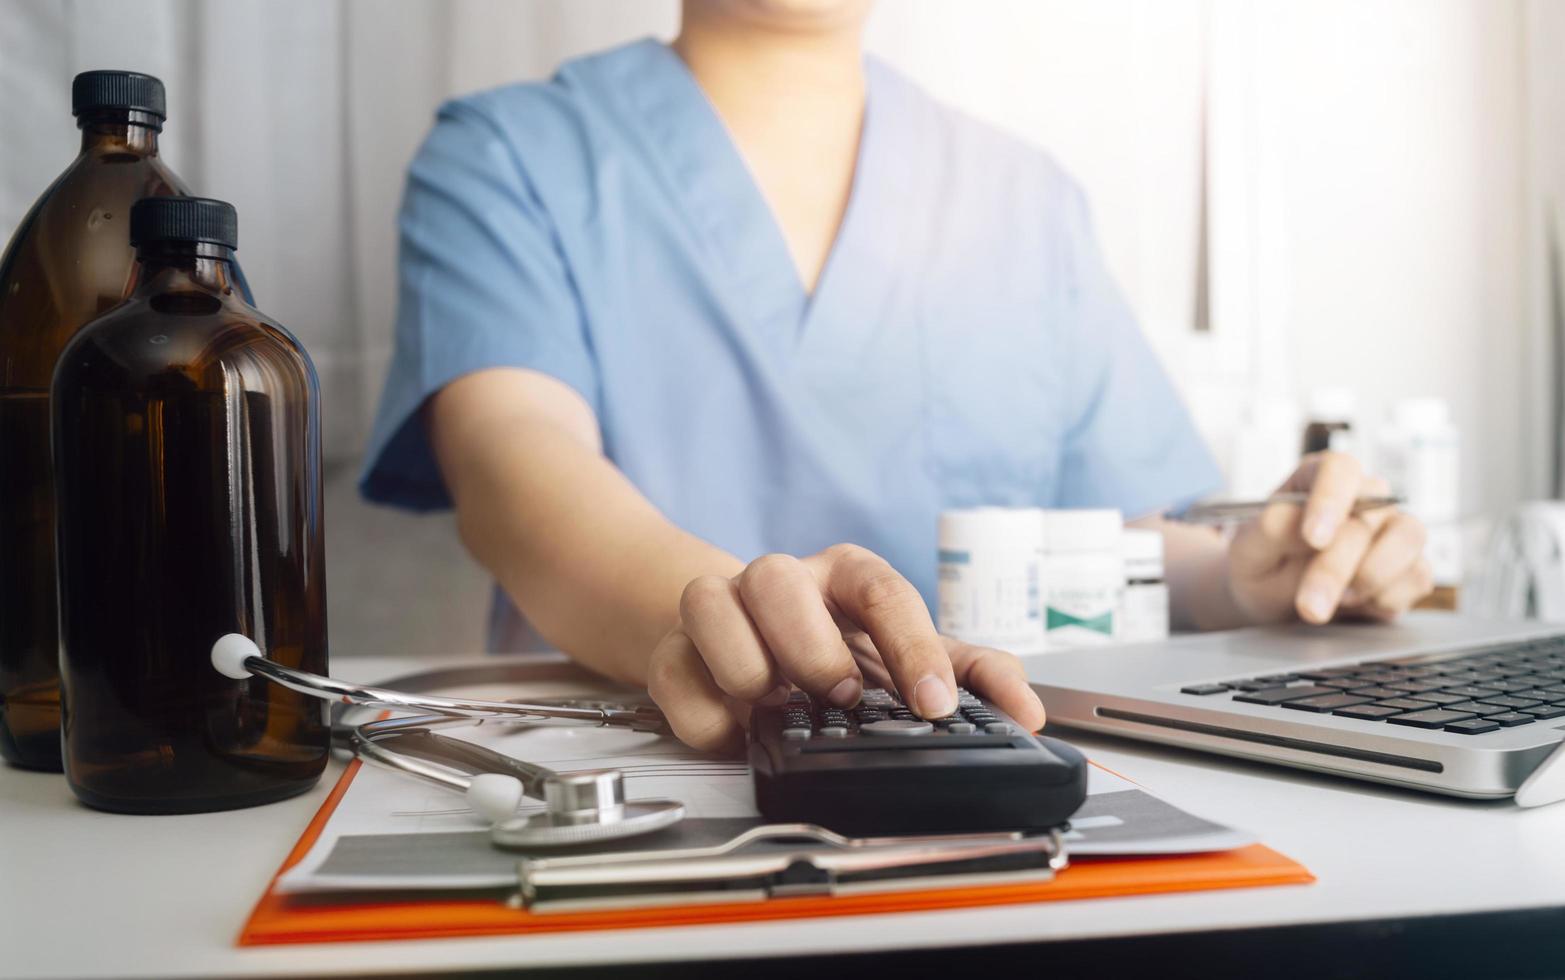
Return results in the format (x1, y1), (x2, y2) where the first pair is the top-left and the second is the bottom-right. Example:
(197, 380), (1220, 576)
(363, 0), (1433, 751)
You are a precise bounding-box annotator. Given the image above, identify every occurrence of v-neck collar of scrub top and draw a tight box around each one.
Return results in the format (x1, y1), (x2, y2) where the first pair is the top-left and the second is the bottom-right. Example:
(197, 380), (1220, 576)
(604, 39), (919, 369)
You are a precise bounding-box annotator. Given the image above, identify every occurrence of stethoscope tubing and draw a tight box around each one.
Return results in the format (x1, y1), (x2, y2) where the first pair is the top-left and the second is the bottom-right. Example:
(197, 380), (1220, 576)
(237, 652), (667, 731)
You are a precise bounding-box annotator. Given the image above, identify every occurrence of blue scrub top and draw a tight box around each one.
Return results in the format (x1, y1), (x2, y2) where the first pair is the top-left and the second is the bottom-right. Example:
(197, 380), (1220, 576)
(362, 39), (1220, 651)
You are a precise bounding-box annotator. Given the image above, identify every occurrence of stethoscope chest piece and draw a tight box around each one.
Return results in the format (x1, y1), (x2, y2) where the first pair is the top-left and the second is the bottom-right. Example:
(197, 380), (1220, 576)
(493, 769), (685, 849)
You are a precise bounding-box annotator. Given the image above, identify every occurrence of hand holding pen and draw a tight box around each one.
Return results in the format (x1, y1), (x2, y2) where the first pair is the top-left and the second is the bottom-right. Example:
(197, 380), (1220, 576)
(1176, 453), (1433, 625)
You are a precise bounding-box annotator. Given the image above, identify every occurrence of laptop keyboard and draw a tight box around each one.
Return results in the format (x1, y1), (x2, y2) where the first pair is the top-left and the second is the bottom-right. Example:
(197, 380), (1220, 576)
(1180, 635), (1565, 735)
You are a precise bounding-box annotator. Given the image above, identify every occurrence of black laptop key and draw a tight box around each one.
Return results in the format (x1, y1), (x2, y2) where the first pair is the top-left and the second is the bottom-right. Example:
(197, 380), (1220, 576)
(1386, 679), (1450, 694)
(1296, 668), (1362, 680)
(1232, 685), (1339, 705)
(1462, 672), (1504, 685)
(1438, 673), (1487, 686)
(1474, 695), (1543, 710)
(1407, 691), (1471, 706)
(1356, 672), (1407, 685)
(1485, 712), (1536, 727)
(1387, 708), (1479, 729)
(1515, 675), (1558, 690)
(1181, 684), (1230, 696)
(1370, 698), (1430, 711)
(1482, 679), (1537, 693)
(1521, 705), (1565, 720)
(1442, 685), (1503, 700)
(1254, 674), (1299, 684)
(1230, 680), (1282, 692)
(1319, 678), (1367, 690)
(1280, 693), (1373, 713)
(1445, 718), (1502, 734)
(1349, 686), (1406, 699)
(1333, 704), (1404, 720)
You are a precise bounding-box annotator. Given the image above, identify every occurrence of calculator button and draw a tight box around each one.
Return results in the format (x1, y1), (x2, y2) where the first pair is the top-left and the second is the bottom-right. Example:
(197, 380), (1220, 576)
(982, 722), (1014, 734)
(946, 722), (977, 734)
(860, 719), (935, 736)
(819, 726), (850, 738)
(782, 727), (813, 740)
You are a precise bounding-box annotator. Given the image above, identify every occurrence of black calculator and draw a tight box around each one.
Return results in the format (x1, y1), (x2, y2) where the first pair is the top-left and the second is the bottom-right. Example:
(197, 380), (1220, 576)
(748, 687), (1087, 836)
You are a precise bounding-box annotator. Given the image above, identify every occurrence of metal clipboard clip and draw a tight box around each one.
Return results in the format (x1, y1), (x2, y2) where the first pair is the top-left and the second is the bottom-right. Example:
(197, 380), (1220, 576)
(509, 824), (1068, 912)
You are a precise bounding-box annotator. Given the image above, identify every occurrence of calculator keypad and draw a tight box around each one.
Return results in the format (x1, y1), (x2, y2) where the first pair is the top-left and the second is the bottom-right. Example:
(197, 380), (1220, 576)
(776, 687), (1013, 740)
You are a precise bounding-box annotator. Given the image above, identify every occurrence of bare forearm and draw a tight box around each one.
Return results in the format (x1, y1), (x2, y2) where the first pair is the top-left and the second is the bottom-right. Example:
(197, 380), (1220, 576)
(430, 371), (743, 684)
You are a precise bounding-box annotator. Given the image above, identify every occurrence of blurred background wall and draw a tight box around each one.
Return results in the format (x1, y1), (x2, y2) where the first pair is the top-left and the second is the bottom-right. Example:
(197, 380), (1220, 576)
(3, 0), (1563, 655)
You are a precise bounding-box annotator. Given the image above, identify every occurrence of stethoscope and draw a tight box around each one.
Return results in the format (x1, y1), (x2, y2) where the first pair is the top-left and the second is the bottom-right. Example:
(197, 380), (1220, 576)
(209, 634), (686, 848)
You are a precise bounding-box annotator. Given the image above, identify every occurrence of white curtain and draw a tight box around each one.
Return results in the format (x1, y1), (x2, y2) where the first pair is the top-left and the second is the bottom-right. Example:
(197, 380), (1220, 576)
(1, 0), (680, 461)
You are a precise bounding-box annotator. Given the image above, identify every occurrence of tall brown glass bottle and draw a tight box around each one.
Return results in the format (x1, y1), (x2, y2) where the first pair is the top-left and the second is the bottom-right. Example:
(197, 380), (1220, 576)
(53, 197), (328, 813)
(0, 71), (190, 771)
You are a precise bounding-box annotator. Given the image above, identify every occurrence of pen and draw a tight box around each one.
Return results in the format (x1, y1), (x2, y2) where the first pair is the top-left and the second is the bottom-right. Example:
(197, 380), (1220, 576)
(1169, 493), (1404, 526)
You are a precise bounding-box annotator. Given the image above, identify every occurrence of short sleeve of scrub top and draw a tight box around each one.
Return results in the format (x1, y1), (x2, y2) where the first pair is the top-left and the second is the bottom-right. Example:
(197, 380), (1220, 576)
(361, 39), (1222, 650)
(362, 100), (599, 510)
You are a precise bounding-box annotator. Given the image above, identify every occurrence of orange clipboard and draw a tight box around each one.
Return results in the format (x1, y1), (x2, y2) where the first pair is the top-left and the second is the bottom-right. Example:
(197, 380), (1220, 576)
(239, 759), (1314, 946)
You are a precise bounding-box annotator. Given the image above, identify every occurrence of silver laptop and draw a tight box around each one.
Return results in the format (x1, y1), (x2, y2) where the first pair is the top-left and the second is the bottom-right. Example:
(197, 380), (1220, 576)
(1025, 613), (1565, 799)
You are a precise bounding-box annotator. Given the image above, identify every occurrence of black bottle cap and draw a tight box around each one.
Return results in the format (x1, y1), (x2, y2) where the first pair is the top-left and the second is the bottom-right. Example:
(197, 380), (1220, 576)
(130, 197), (238, 251)
(72, 70), (167, 120)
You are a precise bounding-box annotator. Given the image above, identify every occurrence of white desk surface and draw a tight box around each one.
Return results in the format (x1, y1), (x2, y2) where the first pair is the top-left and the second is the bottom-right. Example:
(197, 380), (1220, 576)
(5, 654), (1565, 979)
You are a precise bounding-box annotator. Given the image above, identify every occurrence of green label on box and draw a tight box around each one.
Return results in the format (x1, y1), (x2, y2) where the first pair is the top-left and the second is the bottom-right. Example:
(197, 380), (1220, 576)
(1046, 608), (1114, 635)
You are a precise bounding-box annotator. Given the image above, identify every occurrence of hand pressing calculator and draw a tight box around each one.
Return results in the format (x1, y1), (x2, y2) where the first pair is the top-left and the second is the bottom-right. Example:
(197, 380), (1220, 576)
(749, 687), (1087, 836)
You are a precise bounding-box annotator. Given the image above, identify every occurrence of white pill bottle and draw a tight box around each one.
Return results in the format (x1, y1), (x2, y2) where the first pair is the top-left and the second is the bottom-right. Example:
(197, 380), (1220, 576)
(1040, 509), (1124, 648)
(1117, 527), (1170, 643)
(1377, 398), (1461, 592)
(937, 507), (1046, 655)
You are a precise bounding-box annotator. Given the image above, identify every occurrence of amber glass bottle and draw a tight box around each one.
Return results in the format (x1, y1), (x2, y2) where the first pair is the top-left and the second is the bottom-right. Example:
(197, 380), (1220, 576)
(0, 71), (192, 771)
(53, 197), (328, 813)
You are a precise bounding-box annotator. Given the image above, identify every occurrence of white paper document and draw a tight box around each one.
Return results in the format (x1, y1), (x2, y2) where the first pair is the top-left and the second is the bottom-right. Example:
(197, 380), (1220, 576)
(276, 720), (1253, 895)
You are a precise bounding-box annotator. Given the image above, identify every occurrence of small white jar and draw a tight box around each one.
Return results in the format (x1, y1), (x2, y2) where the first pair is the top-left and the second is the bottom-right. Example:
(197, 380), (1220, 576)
(937, 507), (1046, 654)
(1040, 509), (1123, 648)
(1117, 528), (1169, 643)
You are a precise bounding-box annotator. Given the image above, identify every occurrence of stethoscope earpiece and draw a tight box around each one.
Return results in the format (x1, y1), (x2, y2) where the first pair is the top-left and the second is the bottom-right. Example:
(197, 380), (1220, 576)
(466, 773), (526, 824)
(211, 632), (262, 680)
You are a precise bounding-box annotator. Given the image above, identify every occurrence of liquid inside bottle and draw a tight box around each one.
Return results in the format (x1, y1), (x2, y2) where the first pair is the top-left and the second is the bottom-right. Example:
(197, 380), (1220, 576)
(1, 72), (190, 771)
(52, 197), (328, 813)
